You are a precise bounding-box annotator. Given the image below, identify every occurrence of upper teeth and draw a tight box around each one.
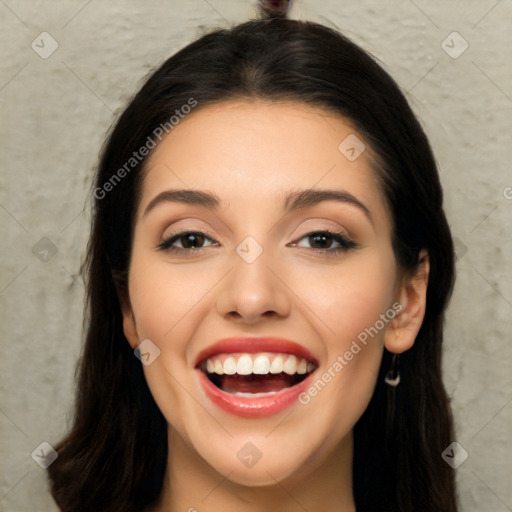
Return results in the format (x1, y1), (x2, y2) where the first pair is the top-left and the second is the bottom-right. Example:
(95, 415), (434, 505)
(203, 353), (315, 376)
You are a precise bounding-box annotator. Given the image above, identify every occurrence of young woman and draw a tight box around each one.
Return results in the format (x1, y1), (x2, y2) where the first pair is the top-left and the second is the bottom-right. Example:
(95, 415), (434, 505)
(48, 15), (458, 512)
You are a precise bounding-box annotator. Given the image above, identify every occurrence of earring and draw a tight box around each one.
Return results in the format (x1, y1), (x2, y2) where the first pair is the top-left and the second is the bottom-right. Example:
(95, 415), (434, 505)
(384, 353), (400, 387)
(259, 0), (293, 18)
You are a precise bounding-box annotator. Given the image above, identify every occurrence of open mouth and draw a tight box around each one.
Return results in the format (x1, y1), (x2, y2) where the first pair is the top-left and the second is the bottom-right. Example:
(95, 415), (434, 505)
(199, 353), (317, 396)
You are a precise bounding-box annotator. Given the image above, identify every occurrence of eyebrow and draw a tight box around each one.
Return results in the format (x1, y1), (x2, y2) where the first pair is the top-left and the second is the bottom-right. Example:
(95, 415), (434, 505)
(142, 187), (372, 223)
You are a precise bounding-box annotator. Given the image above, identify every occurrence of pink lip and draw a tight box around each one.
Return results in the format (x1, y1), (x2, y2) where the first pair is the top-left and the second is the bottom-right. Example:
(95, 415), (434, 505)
(194, 337), (318, 418)
(197, 368), (315, 418)
(194, 337), (318, 368)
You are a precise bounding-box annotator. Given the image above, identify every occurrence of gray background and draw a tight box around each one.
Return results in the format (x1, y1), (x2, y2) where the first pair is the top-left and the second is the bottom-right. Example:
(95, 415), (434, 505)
(1, 1), (511, 511)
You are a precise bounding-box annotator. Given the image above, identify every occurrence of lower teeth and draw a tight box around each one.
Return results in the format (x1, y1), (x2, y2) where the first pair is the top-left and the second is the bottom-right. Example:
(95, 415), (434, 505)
(232, 391), (279, 397)
(206, 371), (309, 395)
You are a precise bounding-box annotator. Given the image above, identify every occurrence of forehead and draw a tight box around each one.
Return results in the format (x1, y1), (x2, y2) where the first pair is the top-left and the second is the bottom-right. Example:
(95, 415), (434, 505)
(139, 100), (389, 223)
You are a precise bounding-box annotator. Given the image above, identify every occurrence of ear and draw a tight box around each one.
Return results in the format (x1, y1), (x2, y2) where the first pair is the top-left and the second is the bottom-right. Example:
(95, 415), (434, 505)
(384, 249), (429, 354)
(119, 287), (140, 351)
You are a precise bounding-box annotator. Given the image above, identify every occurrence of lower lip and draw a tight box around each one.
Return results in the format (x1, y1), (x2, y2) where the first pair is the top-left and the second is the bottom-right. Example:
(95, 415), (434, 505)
(197, 370), (315, 418)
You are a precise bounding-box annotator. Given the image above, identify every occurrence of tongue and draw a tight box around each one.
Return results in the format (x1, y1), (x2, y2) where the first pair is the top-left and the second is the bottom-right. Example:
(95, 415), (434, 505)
(218, 373), (296, 394)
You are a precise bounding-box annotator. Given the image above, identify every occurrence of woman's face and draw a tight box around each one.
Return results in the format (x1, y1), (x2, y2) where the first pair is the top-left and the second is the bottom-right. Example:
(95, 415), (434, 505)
(122, 100), (409, 486)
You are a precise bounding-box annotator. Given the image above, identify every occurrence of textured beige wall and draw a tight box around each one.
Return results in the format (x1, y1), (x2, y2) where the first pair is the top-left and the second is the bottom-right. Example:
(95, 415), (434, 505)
(1, 1), (511, 511)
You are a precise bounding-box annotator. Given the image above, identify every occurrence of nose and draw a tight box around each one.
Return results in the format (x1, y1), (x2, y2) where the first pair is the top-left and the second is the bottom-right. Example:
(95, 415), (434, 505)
(216, 249), (291, 324)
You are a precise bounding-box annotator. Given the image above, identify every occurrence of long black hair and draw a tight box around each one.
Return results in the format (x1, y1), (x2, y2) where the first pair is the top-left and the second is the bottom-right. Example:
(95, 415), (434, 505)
(48, 17), (457, 512)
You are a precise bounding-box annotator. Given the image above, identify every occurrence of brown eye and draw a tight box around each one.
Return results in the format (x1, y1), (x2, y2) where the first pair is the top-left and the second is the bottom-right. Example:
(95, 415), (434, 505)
(308, 233), (335, 249)
(158, 231), (219, 252)
(291, 230), (357, 255)
(180, 233), (206, 248)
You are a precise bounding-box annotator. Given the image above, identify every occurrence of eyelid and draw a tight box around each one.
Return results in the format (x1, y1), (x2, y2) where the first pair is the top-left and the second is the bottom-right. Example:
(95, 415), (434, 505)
(160, 219), (218, 240)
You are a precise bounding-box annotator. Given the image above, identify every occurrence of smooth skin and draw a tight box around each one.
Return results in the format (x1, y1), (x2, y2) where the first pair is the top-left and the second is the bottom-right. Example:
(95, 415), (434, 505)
(121, 100), (429, 512)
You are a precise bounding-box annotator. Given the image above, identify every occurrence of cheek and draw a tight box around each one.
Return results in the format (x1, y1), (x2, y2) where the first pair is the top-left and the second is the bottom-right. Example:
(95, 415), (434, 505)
(126, 258), (213, 439)
(128, 255), (216, 342)
(295, 251), (396, 417)
(299, 250), (397, 345)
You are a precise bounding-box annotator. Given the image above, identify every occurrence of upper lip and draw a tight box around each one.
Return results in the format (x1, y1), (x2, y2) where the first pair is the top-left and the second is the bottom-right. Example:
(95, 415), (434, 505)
(194, 337), (319, 368)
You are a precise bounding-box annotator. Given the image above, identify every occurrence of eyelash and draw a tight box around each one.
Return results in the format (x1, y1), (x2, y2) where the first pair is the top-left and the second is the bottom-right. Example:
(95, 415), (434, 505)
(157, 230), (357, 256)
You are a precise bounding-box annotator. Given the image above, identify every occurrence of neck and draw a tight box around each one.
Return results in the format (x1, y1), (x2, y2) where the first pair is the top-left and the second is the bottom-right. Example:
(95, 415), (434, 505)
(151, 427), (356, 512)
